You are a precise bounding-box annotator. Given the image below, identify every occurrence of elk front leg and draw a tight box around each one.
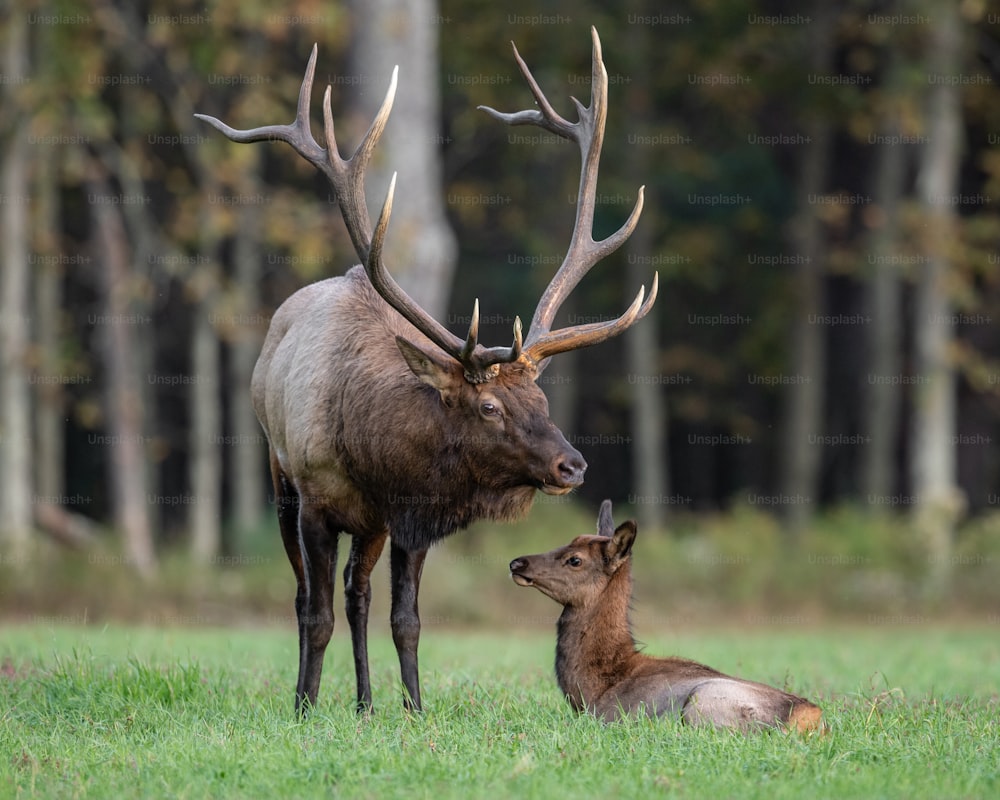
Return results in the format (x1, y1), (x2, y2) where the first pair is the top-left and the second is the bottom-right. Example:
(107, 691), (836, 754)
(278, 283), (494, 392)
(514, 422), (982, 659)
(295, 504), (339, 713)
(344, 530), (388, 713)
(389, 542), (428, 712)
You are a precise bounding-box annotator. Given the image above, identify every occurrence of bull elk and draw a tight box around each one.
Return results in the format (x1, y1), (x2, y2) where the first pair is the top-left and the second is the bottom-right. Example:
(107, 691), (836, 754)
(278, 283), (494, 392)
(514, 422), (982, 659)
(195, 27), (656, 714)
(509, 501), (824, 732)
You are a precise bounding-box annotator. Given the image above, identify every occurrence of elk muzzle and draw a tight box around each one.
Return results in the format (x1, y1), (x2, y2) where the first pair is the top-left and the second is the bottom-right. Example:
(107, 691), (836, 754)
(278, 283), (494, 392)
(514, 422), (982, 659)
(541, 448), (586, 495)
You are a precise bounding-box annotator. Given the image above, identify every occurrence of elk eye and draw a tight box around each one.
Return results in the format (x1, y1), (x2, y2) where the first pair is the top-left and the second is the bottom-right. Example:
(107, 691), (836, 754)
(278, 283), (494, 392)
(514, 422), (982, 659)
(566, 556), (582, 567)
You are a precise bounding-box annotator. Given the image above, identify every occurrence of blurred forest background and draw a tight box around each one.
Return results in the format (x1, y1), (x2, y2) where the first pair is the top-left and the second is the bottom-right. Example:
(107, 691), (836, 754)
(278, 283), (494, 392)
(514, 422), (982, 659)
(1, 0), (999, 622)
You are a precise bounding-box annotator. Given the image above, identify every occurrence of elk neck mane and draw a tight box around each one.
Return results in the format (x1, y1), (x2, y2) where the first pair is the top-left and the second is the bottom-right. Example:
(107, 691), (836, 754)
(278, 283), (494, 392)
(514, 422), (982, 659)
(336, 266), (539, 548)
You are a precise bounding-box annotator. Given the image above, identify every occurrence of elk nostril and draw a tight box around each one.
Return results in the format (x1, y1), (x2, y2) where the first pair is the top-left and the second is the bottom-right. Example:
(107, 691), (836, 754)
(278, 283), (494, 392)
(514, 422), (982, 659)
(509, 558), (526, 572)
(555, 452), (587, 484)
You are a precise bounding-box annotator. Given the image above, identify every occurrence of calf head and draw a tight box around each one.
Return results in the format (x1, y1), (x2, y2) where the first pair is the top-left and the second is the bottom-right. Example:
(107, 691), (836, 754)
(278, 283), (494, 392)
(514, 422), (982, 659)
(509, 500), (636, 608)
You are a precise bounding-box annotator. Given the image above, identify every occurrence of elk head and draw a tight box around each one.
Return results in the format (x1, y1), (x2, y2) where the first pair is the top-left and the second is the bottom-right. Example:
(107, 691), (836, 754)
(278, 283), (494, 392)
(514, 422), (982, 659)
(195, 27), (656, 498)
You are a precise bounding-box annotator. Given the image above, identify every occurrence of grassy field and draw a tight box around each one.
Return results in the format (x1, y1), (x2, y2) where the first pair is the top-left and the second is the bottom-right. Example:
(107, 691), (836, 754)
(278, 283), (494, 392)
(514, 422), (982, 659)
(1, 623), (997, 799)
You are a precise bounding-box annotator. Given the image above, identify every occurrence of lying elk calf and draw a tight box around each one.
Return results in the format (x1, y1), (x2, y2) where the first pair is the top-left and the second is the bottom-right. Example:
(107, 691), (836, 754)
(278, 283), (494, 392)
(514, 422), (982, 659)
(195, 27), (656, 714)
(510, 501), (823, 732)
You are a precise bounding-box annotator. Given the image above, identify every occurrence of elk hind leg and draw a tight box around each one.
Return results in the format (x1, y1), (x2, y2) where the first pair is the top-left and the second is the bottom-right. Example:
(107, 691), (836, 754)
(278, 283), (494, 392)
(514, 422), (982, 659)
(270, 452), (312, 713)
(344, 530), (388, 713)
(295, 503), (339, 712)
(389, 542), (428, 712)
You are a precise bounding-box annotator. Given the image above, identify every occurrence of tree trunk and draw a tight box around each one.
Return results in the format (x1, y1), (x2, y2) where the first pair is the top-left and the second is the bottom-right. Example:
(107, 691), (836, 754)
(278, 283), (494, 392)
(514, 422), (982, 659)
(626, 246), (668, 529)
(545, 344), (579, 436)
(88, 165), (157, 577)
(779, 3), (835, 537)
(34, 136), (66, 509)
(862, 38), (909, 506)
(911, 0), (964, 598)
(188, 167), (224, 561)
(624, 4), (668, 530)
(0, 12), (33, 556)
(189, 266), (223, 562)
(229, 147), (267, 535)
(349, 0), (458, 321)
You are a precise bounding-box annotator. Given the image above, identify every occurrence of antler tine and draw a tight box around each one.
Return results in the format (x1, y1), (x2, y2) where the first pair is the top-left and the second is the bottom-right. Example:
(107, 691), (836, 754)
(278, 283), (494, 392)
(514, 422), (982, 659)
(458, 300), (524, 368)
(524, 273), (658, 365)
(350, 65), (398, 168)
(367, 174), (522, 382)
(460, 300), (481, 361)
(478, 43), (574, 137)
(368, 174), (523, 383)
(324, 65), (399, 260)
(473, 315), (524, 374)
(478, 26), (656, 372)
(367, 172), (472, 357)
(194, 44), (326, 168)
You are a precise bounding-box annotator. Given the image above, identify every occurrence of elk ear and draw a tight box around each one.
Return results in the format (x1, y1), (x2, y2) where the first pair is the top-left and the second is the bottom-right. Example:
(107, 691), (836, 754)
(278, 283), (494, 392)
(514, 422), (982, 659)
(597, 499), (615, 537)
(396, 336), (463, 400)
(603, 520), (637, 567)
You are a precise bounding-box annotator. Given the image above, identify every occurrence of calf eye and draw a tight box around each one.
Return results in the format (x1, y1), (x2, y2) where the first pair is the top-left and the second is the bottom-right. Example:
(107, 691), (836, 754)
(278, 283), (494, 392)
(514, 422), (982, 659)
(566, 556), (582, 567)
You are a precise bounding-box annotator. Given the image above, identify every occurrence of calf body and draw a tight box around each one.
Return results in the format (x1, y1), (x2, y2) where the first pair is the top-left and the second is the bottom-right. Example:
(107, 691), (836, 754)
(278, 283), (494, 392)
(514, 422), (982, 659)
(510, 502), (822, 731)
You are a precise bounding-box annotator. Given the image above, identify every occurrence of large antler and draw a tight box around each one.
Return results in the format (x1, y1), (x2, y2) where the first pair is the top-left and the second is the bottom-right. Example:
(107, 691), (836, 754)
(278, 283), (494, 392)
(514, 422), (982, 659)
(479, 26), (658, 370)
(195, 45), (521, 383)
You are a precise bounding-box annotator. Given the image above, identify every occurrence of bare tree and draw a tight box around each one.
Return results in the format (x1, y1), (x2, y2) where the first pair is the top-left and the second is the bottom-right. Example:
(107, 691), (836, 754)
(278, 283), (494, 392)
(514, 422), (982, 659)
(87, 163), (157, 577)
(349, 0), (458, 320)
(911, 0), (965, 596)
(0, 11), (33, 556)
(862, 17), (911, 505)
(90, 2), (226, 561)
(186, 129), (225, 563)
(624, 4), (667, 529)
(33, 140), (65, 510)
(779, 2), (836, 536)
(228, 146), (267, 534)
(189, 247), (223, 562)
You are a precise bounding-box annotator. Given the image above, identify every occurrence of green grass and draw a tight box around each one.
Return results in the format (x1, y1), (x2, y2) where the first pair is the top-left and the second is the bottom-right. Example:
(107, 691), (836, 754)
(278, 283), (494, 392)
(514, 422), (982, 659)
(1, 624), (997, 799)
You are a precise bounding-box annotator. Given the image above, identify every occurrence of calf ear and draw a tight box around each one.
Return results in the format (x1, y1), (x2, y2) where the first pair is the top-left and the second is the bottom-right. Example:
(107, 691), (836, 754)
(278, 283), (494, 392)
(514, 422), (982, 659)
(604, 520), (637, 567)
(396, 336), (463, 401)
(597, 499), (615, 537)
